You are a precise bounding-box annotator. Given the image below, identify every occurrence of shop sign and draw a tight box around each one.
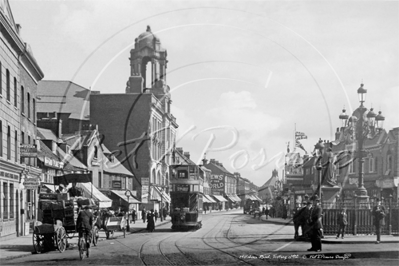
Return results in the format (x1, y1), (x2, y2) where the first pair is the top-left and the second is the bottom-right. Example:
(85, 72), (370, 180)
(141, 177), (149, 203)
(176, 184), (190, 192)
(20, 144), (37, 158)
(44, 157), (64, 169)
(210, 174), (225, 194)
(23, 177), (40, 190)
(112, 180), (121, 189)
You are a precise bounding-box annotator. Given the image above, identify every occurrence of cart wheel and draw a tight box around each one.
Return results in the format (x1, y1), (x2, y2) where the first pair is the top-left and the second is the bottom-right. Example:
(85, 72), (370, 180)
(32, 231), (44, 254)
(123, 228), (126, 238)
(106, 231), (110, 239)
(56, 227), (67, 253)
(92, 226), (99, 246)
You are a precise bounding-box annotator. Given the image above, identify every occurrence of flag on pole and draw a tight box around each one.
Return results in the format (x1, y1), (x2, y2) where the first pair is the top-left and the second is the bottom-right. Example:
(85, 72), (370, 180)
(295, 139), (307, 153)
(295, 131), (308, 140)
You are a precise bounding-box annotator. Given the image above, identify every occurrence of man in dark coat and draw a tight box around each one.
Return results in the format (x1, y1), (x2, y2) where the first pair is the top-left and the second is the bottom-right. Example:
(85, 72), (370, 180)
(68, 182), (82, 197)
(76, 205), (94, 248)
(336, 207), (348, 239)
(162, 207), (168, 220)
(142, 208), (146, 223)
(372, 198), (386, 244)
(146, 209), (155, 232)
(308, 195), (322, 252)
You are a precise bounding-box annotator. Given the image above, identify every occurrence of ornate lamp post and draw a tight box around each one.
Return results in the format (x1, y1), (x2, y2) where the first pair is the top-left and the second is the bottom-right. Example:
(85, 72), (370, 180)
(125, 189), (133, 232)
(340, 84), (386, 205)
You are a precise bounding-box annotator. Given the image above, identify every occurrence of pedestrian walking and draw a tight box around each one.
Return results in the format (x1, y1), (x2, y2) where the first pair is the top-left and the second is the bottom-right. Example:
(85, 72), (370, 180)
(142, 208), (146, 223)
(372, 198), (386, 244)
(336, 207), (347, 239)
(163, 207), (168, 220)
(132, 209), (136, 224)
(265, 207), (270, 220)
(154, 210), (159, 222)
(308, 195), (322, 252)
(146, 209), (155, 232)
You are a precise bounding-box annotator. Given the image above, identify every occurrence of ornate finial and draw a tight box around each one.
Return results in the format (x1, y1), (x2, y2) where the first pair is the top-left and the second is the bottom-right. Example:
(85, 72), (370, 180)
(146, 25), (151, 32)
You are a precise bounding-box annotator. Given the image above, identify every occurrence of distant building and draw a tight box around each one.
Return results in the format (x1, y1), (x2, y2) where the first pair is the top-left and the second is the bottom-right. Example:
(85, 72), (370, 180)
(90, 26), (178, 211)
(1, 0), (44, 239)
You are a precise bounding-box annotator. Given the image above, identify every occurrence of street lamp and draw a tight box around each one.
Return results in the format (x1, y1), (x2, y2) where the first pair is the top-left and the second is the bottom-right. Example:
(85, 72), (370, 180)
(342, 83), (386, 204)
(125, 189), (133, 232)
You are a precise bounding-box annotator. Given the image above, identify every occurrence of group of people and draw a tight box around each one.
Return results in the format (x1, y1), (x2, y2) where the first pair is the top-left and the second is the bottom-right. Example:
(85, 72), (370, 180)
(296, 195), (387, 252)
(141, 207), (168, 232)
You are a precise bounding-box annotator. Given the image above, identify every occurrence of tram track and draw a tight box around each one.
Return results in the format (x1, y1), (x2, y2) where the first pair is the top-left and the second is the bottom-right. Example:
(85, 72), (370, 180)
(199, 214), (256, 266)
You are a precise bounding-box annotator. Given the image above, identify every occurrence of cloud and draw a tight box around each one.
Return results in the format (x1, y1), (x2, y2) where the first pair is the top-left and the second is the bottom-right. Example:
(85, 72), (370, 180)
(207, 91), (282, 149)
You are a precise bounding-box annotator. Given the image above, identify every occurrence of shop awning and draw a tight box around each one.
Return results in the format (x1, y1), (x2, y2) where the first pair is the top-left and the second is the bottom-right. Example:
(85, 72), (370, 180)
(152, 186), (171, 203)
(225, 195), (237, 202)
(232, 195), (241, 202)
(212, 195), (228, 202)
(204, 195), (217, 203)
(202, 195), (211, 203)
(41, 184), (56, 193)
(111, 190), (141, 204)
(77, 183), (112, 208)
(254, 195), (263, 202)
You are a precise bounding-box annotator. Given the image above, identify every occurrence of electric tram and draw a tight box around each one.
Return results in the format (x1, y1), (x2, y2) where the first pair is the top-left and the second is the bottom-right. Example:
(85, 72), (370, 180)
(170, 190), (203, 230)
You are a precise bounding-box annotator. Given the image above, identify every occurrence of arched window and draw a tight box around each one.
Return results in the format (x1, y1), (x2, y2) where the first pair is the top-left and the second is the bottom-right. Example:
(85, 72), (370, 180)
(6, 69), (10, 101)
(7, 126), (11, 160)
(21, 86), (24, 114)
(27, 92), (31, 119)
(14, 77), (17, 107)
(141, 57), (153, 89)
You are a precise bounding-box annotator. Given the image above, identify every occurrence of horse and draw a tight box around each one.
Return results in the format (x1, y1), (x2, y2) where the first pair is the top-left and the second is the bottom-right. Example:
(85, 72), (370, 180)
(293, 207), (311, 240)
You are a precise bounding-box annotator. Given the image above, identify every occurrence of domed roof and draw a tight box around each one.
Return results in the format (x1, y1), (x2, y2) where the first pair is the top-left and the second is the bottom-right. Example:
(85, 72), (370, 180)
(136, 25), (160, 48)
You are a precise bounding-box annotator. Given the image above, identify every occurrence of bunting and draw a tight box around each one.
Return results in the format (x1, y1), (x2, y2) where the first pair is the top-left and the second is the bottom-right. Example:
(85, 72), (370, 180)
(295, 139), (307, 153)
(295, 131), (308, 140)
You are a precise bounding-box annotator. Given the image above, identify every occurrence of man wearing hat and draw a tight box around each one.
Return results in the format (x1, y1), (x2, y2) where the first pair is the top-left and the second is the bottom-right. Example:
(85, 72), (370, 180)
(308, 195), (323, 252)
(372, 198), (386, 244)
(77, 205), (94, 249)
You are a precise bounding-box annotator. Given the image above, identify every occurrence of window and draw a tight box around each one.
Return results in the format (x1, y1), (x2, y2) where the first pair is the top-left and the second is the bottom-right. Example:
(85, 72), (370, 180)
(98, 172), (102, 188)
(33, 98), (36, 123)
(0, 120), (2, 157)
(10, 184), (14, 219)
(387, 155), (392, 172)
(3, 182), (8, 220)
(14, 130), (17, 162)
(27, 92), (31, 119)
(7, 126), (11, 160)
(349, 161), (354, 174)
(0, 61), (2, 95)
(6, 69), (11, 101)
(14, 77), (17, 107)
(94, 146), (98, 159)
(21, 86), (24, 113)
(369, 157), (375, 173)
(178, 170), (188, 179)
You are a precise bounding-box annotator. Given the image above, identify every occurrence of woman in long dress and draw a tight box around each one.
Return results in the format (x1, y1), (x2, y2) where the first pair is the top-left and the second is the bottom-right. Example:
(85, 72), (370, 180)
(146, 209), (155, 232)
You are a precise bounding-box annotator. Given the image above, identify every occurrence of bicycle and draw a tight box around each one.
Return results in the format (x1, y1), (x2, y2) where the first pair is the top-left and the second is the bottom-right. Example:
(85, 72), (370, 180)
(78, 228), (91, 260)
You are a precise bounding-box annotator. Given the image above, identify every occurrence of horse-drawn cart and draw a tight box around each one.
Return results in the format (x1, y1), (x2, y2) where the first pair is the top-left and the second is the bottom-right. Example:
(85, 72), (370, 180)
(104, 216), (127, 239)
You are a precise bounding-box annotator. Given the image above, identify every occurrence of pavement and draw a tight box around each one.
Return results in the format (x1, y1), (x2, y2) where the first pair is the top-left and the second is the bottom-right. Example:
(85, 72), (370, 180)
(1, 212), (399, 261)
(0, 218), (171, 261)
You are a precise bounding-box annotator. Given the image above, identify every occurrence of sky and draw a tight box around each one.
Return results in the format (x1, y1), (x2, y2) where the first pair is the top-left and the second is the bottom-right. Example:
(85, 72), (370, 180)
(10, 0), (399, 187)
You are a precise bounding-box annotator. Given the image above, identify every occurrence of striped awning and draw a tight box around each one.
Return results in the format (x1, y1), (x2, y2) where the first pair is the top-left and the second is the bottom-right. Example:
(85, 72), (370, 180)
(232, 194), (241, 202)
(212, 195), (228, 202)
(204, 195), (217, 203)
(225, 194), (237, 202)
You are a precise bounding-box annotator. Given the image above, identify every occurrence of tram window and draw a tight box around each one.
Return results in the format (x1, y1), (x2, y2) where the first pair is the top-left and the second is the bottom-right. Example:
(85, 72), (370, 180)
(178, 170), (188, 179)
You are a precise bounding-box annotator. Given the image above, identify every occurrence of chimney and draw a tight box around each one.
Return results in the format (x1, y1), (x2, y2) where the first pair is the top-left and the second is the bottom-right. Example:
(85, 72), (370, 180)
(183, 152), (190, 160)
(176, 147), (183, 153)
(202, 158), (208, 165)
(215, 160), (220, 166)
(16, 24), (22, 35)
(210, 159), (216, 164)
